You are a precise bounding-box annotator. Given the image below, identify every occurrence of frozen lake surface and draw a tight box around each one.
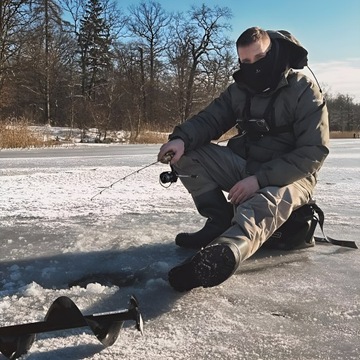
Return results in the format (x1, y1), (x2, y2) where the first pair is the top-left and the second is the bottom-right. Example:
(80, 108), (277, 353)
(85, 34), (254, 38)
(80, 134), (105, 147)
(0, 139), (359, 359)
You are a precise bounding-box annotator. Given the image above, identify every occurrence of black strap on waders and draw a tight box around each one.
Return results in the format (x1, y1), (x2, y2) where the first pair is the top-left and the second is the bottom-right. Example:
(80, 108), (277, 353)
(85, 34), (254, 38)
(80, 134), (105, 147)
(311, 203), (358, 249)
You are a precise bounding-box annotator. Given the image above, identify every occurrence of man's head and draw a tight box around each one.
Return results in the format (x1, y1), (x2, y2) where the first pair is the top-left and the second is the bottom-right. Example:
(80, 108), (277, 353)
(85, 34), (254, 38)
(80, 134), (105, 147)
(236, 27), (271, 64)
(235, 27), (289, 93)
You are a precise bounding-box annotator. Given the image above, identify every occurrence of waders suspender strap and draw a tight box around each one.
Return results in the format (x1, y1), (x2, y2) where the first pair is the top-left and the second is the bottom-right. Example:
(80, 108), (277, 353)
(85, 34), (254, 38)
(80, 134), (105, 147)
(242, 87), (292, 135)
(311, 204), (358, 249)
(242, 89), (281, 123)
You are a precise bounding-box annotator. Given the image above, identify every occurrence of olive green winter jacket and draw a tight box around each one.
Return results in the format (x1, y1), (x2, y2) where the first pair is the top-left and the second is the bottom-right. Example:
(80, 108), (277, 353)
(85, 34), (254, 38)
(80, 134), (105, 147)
(169, 30), (329, 195)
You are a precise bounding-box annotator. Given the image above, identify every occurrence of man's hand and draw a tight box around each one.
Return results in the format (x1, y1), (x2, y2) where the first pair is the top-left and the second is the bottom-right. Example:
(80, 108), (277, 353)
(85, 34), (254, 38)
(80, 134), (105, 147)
(228, 175), (260, 205)
(158, 138), (185, 164)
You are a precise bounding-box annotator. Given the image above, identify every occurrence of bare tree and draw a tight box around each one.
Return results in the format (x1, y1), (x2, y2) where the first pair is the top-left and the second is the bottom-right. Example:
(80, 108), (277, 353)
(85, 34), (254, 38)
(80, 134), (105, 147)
(168, 4), (232, 122)
(41, 0), (64, 125)
(127, 0), (172, 126)
(198, 47), (236, 103)
(0, 1), (34, 115)
(111, 43), (144, 140)
(326, 93), (359, 132)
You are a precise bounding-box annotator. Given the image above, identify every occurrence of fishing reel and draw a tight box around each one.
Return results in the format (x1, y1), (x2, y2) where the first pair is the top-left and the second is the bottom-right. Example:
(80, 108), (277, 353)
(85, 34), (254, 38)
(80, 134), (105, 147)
(159, 168), (197, 187)
(159, 170), (179, 184)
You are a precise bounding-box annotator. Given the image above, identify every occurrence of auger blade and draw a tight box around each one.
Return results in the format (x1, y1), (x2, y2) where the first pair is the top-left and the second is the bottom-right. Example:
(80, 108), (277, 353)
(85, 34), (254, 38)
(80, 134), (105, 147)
(84, 295), (144, 346)
(45, 296), (87, 328)
(0, 334), (35, 360)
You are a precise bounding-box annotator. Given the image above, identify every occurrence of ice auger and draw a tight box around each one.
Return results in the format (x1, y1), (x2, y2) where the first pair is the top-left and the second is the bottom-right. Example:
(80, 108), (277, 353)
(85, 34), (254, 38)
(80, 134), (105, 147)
(0, 295), (143, 359)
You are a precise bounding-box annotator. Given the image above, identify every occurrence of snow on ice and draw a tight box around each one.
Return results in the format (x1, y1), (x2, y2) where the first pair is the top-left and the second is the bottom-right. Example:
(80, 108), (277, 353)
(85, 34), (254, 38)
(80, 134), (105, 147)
(0, 137), (359, 359)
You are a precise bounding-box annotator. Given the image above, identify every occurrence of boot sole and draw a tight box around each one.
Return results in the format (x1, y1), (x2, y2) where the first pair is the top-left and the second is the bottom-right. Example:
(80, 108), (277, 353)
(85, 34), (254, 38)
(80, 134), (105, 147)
(168, 244), (238, 292)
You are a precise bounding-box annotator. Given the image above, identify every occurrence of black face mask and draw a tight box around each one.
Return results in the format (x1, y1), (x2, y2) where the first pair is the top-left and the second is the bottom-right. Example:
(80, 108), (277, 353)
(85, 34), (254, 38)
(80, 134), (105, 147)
(240, 40), (288, 93)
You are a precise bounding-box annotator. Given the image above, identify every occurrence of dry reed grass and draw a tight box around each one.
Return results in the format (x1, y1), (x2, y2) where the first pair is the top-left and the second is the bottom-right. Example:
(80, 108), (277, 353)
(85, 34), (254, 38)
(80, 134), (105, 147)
(330, 131), (359, 139)
(131, 131), (169, 144)
(0, 118), (44, 149)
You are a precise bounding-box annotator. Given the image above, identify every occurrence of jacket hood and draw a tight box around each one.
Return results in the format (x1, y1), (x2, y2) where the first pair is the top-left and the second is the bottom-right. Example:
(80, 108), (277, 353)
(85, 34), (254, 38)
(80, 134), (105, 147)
(266, 30), (308, 69)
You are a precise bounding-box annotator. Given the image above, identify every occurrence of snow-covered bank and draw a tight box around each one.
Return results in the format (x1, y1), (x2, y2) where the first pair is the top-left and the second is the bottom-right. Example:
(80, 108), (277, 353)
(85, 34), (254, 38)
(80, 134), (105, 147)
(29, 125), (131, 144)
(0, 140), (359, 359)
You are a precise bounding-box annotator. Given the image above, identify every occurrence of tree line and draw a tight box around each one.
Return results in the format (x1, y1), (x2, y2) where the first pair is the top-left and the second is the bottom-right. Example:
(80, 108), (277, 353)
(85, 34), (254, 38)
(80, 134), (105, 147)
(0, 0), (358, 141)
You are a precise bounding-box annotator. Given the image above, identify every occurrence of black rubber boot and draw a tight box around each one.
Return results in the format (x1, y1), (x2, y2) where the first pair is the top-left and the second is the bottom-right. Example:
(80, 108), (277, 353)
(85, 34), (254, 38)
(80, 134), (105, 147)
(168, 237), (250, 292)
(175, 188), (234, 249)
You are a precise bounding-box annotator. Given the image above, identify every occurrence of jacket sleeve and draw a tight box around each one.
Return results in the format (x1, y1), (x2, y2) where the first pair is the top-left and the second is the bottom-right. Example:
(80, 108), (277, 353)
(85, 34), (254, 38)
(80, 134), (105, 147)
(255, 78), (330, 188)
(169, 85), (238, 151)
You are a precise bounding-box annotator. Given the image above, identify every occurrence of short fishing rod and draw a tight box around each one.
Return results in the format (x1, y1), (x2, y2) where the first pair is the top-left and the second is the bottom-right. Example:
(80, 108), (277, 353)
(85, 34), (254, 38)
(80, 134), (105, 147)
(90, 152), (174, 201)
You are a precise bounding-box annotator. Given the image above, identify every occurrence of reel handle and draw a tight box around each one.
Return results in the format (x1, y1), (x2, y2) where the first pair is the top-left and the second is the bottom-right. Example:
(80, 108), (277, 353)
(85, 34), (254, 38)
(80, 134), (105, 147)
(160, 151), (174, 164)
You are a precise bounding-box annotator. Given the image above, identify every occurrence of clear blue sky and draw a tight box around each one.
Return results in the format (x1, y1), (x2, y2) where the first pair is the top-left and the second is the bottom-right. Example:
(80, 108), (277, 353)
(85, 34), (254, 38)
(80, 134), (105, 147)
(115, 0), (360, 101)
